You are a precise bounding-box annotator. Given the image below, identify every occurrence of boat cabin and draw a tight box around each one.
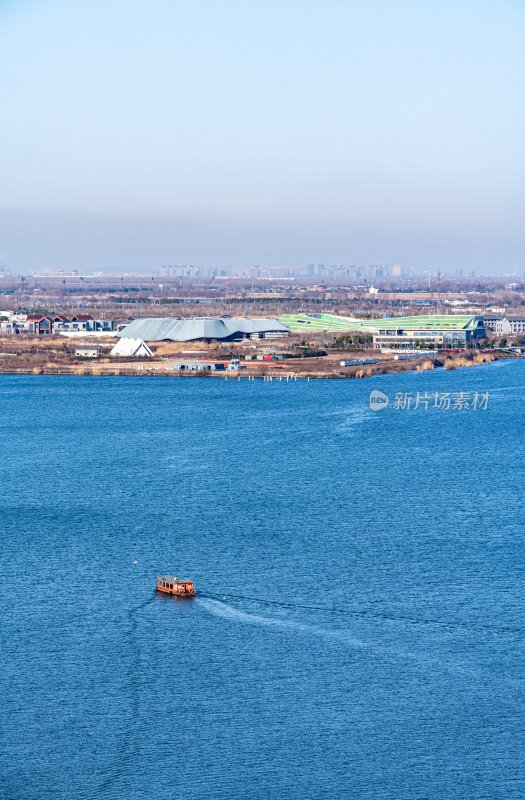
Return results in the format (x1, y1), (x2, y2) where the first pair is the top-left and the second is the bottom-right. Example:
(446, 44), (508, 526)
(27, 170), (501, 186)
(156, 576), (195, 596)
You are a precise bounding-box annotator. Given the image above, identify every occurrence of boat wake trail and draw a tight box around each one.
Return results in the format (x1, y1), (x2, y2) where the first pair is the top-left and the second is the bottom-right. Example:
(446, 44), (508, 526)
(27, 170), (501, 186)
(97, 593), (156, 798)
(198, 597), (369, 649)
(197, 598), (523, 686)
(199, 591), (523, 636)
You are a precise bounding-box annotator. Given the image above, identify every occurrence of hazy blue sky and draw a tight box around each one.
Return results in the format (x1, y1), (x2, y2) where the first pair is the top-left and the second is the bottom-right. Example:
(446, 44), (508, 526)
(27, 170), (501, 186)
(0, 0), (523, 272)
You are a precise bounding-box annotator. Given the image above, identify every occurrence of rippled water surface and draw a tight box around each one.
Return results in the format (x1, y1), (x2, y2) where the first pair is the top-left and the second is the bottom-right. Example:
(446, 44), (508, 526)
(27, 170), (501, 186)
(1, 364), (524, 799)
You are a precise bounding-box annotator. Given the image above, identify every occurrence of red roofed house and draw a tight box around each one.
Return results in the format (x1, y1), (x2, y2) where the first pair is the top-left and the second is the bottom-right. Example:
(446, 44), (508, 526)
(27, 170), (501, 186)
(26, 315), (54, 335)
(70, 315), (94, 323)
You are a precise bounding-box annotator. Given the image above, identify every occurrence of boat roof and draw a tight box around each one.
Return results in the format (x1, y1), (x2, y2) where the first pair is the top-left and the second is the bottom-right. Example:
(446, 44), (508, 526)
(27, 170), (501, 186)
(158, 576), (192, 583)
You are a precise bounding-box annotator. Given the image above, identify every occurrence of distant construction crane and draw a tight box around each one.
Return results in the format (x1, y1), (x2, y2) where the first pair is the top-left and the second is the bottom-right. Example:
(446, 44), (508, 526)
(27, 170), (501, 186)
(436, 271), (442, 314)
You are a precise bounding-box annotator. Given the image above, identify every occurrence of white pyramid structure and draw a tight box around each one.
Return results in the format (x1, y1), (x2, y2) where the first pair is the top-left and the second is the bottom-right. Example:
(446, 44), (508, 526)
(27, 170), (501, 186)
(110, 337), (153, 358)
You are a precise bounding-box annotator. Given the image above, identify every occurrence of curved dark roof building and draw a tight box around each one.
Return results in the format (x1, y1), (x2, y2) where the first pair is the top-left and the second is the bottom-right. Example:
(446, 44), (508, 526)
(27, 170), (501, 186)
(117, 316), (290, 342)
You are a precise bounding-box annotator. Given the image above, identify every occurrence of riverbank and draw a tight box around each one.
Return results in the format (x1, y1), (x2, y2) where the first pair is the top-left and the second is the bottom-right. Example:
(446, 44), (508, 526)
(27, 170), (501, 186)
(0, 338), (516, 379)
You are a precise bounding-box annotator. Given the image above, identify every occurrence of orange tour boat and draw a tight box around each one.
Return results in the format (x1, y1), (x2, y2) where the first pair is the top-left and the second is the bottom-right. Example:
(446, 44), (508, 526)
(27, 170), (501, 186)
(156, 576), (196, 596)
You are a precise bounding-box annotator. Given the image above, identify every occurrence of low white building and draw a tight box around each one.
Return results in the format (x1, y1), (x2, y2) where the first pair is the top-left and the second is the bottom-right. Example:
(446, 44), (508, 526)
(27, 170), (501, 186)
(493, 316), (525, 336)
(75, 346), (99, 358)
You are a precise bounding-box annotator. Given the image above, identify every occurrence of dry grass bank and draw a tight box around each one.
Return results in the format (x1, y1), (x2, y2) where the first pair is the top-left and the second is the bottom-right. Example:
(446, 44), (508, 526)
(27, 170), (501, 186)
(0, 332), (514, 379)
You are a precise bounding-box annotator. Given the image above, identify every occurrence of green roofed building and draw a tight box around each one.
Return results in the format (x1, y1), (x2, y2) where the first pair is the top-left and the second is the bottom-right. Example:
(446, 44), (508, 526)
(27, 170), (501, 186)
(279, 313), (487, 349)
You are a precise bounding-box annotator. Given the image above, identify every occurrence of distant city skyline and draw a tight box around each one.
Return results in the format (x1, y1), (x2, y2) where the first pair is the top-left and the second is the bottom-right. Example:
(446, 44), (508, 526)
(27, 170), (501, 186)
(0, 0), (523, 273)
(3, 262), (508, 282)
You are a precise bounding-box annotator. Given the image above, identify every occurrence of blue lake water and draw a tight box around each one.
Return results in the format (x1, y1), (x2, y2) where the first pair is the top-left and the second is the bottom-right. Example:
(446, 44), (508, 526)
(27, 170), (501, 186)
(1, 363), (524, 800)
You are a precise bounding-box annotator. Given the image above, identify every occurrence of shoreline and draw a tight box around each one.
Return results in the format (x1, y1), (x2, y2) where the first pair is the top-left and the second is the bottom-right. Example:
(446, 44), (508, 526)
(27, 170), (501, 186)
(0, 352), (518, 379)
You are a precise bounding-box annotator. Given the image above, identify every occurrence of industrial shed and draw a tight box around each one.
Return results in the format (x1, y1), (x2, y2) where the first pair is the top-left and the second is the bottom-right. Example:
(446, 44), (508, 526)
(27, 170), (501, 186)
(116, 317), (290, 342)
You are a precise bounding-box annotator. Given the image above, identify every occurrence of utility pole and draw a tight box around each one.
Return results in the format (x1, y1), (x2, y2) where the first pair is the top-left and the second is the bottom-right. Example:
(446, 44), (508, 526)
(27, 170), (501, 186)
(436, 271), (442, 314)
